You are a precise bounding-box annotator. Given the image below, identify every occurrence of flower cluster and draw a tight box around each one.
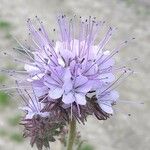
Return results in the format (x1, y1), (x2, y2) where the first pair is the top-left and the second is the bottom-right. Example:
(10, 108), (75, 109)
(6, 15), (133, 149)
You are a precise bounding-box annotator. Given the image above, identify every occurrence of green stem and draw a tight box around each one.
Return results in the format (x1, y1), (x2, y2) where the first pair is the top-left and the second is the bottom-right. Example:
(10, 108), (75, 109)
(66, 118), (76, 150)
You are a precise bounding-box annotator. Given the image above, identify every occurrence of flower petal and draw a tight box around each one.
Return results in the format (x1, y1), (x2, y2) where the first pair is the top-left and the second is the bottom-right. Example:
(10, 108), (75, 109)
(74, 75), (88, 88)
(62, 92), (75, 104)
(99, 103), (113, 114)
(49, 87), (63, 99)
(44, 74), (60, 88)
(59, 48), (74, 65)
(98, 101), (113, 114)
(63, 68), (72, 82)
(63, 68), (73, 93)
(75, 93), (86, 105)
(100, 90), (119, 102)
(110, 90), (119, 100)
(63, 79), (73, 94)
(24, 64), (39, 73)
(31, 73), (45, 81)
(34, 86), (48, 97)
(100, 58), (115, 69)
(75, 81), (92, 93)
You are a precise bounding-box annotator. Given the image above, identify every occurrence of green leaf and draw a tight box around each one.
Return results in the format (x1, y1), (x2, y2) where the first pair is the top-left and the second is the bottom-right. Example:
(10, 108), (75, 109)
(0, 91), (10, 107)
(0, 75), (7, 83)
(0, 129), (7, 136)
(79, 144), (94, 150)
(0, 19), (11, 29)
(8, 114), (21, 126)
(10, 133), (24, 143)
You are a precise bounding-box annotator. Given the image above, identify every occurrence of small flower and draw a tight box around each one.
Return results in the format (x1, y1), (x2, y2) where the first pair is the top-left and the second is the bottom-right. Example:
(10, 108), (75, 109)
(45, 68), (91, 105)
(96, 89), (119, 114)
(20, 89), (66, 150)
(21, 94), (49, 119)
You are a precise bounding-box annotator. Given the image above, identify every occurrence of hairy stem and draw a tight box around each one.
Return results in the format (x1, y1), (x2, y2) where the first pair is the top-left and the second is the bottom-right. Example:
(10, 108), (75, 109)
(66, 118), (76, 150)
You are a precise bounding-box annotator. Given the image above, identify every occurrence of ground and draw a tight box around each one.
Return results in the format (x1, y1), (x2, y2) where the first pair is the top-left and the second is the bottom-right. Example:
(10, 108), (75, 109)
(0, 0), (150, 150)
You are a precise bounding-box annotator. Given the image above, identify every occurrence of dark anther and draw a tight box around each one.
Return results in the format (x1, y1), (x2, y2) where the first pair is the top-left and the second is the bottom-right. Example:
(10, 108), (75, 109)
(81, 58), (85, 63)
(128, 114), (131, 116)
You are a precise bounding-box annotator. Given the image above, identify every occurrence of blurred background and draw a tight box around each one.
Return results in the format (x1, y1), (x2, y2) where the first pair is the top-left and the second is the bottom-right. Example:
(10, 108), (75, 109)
(0, 0), (150, 150)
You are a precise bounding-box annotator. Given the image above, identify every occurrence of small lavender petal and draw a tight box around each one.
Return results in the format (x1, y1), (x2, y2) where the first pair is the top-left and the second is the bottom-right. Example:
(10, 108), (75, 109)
(75, 93), (86, 105)
(99, 103), (114, 114)
(62, 92), (75, 104)
(75, 82), (92, 93)
(74, 75), (88, 88)
(24, 64), (40, 73)
(49, 87), (63, 99)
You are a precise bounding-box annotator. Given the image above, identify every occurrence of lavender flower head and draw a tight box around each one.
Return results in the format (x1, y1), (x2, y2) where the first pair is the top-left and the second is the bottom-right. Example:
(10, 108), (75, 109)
(23, 15), (129, 119)
(1, 15), (135, 150)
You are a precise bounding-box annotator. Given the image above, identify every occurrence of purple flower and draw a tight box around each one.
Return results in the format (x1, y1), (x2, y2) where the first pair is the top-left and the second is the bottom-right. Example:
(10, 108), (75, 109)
(20, 91), (49, 119)
(96, 89), (119, 114)
(45, 68), (91, 105)
(5, 14), (134, 126)
(23, 15), (125, 117)
(1, 15), (136, 150)
(19, 89), (66, 150)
